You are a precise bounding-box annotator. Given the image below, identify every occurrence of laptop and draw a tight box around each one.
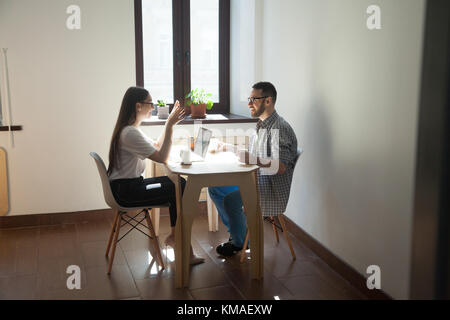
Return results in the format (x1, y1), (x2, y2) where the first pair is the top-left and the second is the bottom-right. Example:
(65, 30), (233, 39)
(172, 127), (212, 163)
(190, 127), (212, 161)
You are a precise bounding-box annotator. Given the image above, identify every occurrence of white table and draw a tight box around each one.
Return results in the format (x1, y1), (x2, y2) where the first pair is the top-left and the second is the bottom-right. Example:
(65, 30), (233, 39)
(164, 149), (264, 288)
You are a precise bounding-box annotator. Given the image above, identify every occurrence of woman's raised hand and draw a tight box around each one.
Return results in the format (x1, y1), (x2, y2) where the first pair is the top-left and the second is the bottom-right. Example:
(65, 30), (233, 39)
(167, 100), (186, 126)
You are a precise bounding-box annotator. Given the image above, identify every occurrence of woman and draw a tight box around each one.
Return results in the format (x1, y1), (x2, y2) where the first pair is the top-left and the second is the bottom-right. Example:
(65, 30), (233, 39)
(107, 86), (204, 265)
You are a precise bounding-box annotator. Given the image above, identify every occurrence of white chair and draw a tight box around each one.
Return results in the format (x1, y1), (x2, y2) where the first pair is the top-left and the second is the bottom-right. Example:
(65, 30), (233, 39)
(90, 152), (168, 274)
(240, 148), (304, 262)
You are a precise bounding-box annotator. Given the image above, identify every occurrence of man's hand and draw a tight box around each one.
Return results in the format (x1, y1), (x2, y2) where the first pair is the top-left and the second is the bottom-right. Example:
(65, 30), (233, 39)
(208, 140), (222, 153)
(209, 141), (236, 153)
(167, 100), (185, 126)
(237, 150), (251, 164)
(237, 150), (287, 174)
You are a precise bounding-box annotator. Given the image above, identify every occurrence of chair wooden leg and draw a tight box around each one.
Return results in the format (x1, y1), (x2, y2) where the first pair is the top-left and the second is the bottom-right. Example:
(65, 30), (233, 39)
(107, 212), (122, 275)
(145, 210), (165, 270)
(106, 210), (120, 257)
(271, 216), (279, 243)
(205, 188), (220, 232)
(278, 215), (296, 260)
(240, 229), (250, 263)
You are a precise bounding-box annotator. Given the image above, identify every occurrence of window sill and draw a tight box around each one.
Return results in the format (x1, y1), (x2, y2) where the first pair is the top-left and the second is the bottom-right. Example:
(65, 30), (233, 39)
(141, 113), (258, 126)
(0, 125), (23, 132)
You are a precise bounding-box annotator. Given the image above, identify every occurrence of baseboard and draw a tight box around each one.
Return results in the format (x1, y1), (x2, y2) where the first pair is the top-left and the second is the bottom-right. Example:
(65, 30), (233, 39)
(281, 214), (393, 300)
(0, 209), (113, 229)
(0, 207), (177, 229)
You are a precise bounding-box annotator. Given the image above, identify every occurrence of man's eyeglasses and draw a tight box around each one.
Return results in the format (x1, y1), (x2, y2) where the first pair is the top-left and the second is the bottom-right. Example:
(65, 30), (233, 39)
(140, 101), (154, 107)
(248, 96), (269, 104)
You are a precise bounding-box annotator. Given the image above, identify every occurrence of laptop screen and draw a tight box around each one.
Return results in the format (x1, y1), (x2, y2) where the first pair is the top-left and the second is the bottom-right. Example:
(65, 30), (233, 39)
(193, 127), (212, 158)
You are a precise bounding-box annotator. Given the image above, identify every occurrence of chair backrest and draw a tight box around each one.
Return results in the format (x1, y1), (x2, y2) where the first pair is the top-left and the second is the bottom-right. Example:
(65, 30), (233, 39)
(293, 148), (303, 169)
(89, 152), (121, 210)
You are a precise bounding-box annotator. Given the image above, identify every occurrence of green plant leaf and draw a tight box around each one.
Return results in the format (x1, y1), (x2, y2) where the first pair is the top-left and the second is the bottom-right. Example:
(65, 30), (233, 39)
(186, 88), (213, 106)
(206, 101), (214, 110)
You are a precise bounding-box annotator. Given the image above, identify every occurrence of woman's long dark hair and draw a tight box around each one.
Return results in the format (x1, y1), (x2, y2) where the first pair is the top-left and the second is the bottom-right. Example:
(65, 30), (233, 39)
(107, 87), (149, 175)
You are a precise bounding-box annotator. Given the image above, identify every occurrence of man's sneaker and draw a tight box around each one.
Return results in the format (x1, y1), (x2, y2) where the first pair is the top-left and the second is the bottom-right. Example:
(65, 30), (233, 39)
(216, 241), (242, 257)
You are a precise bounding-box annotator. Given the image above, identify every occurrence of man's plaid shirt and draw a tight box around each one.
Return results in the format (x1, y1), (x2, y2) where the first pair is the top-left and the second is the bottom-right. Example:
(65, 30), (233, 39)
(248, 111), (298, 216)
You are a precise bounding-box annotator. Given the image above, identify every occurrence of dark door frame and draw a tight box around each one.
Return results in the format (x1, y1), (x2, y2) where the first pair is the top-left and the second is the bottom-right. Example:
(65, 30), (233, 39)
(410, 0), (450, 300)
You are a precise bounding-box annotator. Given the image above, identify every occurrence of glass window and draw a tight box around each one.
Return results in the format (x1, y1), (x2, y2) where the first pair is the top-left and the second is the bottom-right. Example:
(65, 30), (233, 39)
(190, 0), (219, 102)
(142, 0), (174, 103)
(137, 0), (230, 113)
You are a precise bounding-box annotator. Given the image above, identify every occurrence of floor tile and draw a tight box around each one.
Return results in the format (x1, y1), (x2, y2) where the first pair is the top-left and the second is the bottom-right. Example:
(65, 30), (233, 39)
(81, 240), (127, 268)
(190, 285), (244, 300)
(224, 265), (294, 300)
(278, 273), (362, 300)
(0, 275), (37, 299)
(136, 277), (193, 300)
(84, 264), (140, 300)
(188, 261), (229, 290)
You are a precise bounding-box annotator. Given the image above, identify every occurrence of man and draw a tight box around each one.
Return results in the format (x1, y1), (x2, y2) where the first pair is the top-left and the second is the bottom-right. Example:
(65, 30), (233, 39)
(208, 81), (298, 256)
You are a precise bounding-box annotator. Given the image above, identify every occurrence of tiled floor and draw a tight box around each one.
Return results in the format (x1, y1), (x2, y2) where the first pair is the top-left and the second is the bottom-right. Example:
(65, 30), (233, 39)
(0, 204), (367, 300)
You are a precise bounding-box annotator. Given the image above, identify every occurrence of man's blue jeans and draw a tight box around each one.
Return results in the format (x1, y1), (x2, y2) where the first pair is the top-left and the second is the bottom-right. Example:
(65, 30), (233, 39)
(208, 186), (247, 248)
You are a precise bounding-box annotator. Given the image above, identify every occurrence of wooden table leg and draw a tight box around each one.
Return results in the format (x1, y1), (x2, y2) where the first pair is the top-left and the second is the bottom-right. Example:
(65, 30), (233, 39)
(238, 171), (264, 280)
(179, 177), (202, 287)
(169, 170), (263, 287)
(170, 173), (184, 288)
(151, 208), (160, 236)
(207, 190), (214, 232)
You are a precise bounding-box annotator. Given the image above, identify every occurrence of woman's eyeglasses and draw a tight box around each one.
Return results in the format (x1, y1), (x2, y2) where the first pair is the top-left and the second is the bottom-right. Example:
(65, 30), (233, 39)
(248, 96), (269, 103)
(140, 101), (154, 107)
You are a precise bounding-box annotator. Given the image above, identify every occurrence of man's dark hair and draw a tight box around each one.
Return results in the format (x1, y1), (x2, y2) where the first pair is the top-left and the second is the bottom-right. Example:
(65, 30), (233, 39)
(252, 81), (277, 103)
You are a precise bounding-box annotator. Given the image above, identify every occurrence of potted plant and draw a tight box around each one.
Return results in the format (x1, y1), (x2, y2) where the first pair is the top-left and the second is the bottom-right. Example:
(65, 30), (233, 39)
(185, 88), (214, 119)
(157, 99), (169, 119)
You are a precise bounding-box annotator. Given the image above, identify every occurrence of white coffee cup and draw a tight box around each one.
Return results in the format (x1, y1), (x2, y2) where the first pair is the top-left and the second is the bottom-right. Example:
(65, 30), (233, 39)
(237, 149), (247, 163)
(180, 148), (192, 165)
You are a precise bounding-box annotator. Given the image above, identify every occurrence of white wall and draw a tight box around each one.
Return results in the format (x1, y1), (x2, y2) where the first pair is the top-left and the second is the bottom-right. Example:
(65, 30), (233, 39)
(0, 0), (136, 215)
(230, 0), (425, 299)
(0, 0), (256, 216)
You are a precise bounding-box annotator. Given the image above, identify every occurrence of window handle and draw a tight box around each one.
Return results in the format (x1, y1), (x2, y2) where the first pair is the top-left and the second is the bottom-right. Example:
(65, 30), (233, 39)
(185, 50), (190, 66)
(176, 51), (181, 66)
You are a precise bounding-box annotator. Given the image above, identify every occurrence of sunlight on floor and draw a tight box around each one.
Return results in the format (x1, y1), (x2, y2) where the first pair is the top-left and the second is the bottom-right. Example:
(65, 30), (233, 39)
(147, 250), (153, 264)
(146, 251), (163, 275)
(163, 247), (175, 262)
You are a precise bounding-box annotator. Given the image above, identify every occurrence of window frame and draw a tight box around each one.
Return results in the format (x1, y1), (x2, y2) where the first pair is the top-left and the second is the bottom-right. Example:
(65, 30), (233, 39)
(134, 0), (230, 114)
